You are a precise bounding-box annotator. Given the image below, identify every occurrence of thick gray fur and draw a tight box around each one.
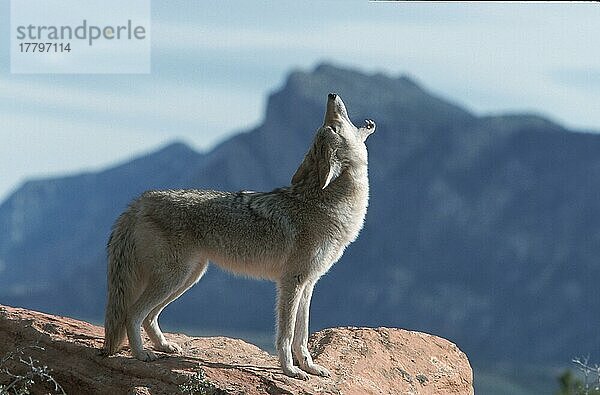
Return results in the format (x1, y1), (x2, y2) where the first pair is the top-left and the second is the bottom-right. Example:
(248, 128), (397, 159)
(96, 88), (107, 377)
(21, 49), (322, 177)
(103, 93), (375, 380)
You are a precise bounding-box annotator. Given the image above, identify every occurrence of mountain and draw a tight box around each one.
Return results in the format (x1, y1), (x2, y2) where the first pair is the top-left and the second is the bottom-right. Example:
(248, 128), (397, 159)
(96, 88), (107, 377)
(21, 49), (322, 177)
(1, 63), (599, 373)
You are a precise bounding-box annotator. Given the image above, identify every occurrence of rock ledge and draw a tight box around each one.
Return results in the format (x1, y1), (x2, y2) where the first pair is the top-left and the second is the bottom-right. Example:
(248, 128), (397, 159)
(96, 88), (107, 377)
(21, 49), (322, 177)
(0, 305), (473, 394)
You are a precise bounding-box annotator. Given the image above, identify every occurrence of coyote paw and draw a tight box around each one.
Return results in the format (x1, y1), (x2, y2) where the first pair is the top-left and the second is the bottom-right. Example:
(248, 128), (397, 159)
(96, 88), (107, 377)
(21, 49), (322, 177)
(302, 362), (331, 377)
(134, 349), (159, 362)
(156, 341), (182, 354)
(283, 366), (309, 380)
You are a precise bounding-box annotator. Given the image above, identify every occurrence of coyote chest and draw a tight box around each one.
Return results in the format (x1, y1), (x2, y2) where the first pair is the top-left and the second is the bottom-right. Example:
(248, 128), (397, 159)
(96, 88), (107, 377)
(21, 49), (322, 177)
(305, 176), (369, 274)
(329, 173), (369, 243)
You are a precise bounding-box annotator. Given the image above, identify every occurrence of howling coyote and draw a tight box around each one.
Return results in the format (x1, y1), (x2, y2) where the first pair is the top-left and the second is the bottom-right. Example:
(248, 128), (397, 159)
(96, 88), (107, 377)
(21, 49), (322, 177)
(103, 93), (375, 379)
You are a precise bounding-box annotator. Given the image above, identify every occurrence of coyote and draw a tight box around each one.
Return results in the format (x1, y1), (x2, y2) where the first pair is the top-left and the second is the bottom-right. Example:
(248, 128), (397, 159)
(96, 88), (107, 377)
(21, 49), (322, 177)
(103, 93), (375, 379)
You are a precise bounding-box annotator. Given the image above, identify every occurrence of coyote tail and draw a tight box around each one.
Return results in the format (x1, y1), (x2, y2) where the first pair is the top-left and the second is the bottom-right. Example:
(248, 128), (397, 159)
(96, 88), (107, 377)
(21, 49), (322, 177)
(103, 211), (137, 355)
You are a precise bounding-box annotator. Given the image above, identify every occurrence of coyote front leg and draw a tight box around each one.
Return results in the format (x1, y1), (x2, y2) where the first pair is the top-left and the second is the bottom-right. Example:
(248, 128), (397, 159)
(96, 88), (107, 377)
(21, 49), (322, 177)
(292, 280), (330, 377)
(276, 277), (309, 380)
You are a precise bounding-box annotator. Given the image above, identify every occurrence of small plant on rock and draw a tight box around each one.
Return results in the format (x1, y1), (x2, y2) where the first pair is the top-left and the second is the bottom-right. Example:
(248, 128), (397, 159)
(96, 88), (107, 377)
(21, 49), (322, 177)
(178, 367), (221, 395)
(0, 343), (65, 395)
(557, 357), (600, 395)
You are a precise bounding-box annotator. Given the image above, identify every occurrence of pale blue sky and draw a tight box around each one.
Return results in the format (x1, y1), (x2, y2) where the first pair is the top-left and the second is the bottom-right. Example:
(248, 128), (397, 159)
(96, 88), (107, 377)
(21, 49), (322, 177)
(1, 1), (600, 201)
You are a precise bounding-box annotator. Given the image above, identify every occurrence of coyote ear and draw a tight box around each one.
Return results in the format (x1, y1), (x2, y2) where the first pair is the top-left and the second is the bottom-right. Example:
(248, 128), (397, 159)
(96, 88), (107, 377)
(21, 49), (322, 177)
(315, 127), (342, 189)
(358, 119), (376, 140)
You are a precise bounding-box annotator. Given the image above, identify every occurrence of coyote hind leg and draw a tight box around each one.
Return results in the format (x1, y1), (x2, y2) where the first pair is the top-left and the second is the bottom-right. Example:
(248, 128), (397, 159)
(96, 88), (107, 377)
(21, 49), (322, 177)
(143, 259), (209, 353)
(126, 259), (206, 361)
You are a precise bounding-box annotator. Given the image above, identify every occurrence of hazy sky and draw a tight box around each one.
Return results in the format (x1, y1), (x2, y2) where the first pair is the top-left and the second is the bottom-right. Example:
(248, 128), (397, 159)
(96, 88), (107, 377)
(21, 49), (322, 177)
(1, 1), (600, 201)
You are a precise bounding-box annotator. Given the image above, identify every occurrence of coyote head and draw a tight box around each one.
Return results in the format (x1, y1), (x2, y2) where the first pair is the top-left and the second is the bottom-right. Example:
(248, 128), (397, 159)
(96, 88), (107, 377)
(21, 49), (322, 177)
(292, 93), (376, 190)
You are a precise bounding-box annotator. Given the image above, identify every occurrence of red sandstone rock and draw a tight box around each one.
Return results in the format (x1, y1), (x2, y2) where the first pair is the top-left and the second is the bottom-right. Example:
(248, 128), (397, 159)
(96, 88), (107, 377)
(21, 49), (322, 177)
(0, 305), (473, 394)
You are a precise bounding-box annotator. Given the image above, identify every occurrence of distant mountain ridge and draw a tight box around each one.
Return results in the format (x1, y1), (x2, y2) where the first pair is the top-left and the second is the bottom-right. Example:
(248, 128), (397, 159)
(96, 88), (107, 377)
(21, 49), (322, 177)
(1, 63), (599, 371)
